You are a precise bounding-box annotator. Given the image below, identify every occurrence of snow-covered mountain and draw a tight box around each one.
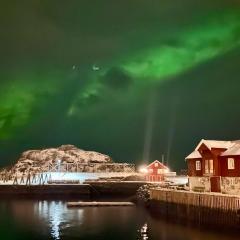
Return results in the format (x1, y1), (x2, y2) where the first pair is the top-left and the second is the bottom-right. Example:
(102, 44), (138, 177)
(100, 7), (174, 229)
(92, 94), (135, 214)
(10, 145), (112, 173)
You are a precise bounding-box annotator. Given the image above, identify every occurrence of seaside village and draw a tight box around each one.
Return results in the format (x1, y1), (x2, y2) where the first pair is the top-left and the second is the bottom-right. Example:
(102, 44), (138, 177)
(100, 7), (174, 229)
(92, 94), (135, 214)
(2, 140), (240, 196)
(0, 144), (177, 186)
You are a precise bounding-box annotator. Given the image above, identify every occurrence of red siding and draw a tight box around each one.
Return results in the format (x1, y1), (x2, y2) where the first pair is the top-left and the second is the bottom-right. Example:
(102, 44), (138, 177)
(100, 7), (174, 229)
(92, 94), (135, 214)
(146, 161), (166, 175)
(187, 144), (227, 177)
(197, 144), (226, 176)
(187, 159), (202, 176)
(220, 156), (240, 177)
(146, 161), (166, 182)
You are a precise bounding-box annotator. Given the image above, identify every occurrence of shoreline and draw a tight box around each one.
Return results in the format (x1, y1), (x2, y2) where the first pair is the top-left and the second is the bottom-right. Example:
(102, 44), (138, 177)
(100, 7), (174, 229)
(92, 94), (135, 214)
(0, 181), (147, 198)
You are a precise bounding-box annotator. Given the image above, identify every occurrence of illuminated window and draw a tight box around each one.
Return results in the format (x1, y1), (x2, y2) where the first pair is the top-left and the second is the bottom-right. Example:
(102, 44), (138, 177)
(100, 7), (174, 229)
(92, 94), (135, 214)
(228, 158), (235, 170)
(209, 160), (213, 174)
(196, 161), (201, 171)
(157, 169), (163, 174)
(205, 159), (213, 174)
(205, 160), (209, 174)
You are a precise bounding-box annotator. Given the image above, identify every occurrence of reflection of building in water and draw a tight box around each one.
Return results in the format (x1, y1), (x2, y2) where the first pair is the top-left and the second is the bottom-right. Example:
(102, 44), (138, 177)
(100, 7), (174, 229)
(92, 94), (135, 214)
(35, 201), (83, 240)
(138, 223), (149, 240)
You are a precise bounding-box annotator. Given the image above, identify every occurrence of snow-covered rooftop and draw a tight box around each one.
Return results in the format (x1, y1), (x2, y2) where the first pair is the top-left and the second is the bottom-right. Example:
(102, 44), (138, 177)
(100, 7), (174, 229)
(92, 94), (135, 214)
(221, 143), (240, 156)
(195, 139), (238, 151)
(186, 139), (240, 159)
(147, 160), (168, 169)
(185, 151), (202, 160)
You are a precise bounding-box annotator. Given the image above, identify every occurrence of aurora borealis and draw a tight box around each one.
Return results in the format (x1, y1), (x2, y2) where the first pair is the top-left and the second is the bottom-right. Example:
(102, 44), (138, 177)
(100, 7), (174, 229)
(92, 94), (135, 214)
(1, 1), (240, 169)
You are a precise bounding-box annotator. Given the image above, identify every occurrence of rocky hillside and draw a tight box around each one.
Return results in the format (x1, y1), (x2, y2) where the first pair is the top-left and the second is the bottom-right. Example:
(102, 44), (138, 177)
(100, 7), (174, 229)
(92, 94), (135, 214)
(10, 145), (112, 173)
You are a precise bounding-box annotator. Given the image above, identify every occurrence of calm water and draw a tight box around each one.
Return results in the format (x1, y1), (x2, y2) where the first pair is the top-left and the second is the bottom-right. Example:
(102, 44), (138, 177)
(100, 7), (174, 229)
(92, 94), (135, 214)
(0, 199), (239, 240)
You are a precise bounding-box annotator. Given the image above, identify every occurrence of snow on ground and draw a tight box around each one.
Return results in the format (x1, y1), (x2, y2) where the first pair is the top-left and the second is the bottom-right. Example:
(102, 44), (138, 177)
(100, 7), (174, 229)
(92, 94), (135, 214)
(165, 176), (188, 185)
(0, 172), (136, 185)
(48, 172), (135, 183)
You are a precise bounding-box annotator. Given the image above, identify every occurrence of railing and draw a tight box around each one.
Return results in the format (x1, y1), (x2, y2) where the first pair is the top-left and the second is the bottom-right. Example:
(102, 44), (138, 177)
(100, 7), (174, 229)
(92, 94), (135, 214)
(0, 163), (136, 185)
(46, 163), (136, 173)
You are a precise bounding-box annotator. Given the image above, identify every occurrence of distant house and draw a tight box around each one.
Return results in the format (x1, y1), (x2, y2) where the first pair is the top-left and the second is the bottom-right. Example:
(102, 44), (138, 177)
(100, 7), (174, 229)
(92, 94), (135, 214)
(186, 139), (240, 194)
(145, 160), (169, 182)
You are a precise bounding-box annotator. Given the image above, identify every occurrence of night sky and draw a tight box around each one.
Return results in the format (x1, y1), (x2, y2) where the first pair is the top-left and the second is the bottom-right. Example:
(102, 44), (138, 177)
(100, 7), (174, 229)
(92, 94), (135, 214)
(1, 0), (240, 170)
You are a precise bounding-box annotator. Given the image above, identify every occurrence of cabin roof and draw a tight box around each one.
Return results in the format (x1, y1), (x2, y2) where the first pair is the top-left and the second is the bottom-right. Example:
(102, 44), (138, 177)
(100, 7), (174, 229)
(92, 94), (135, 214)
(146, 160), (168, 169)
(195, 139), (238, 151)
(221, 143), (240, 156)
(186, 139), (240, 160)
(185, 151), (202, 160)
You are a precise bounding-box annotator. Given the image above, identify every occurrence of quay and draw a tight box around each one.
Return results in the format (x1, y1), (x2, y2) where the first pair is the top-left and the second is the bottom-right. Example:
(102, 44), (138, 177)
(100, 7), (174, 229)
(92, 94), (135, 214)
(0, 184), (90, 197)
(0, 181), (146, 198)
(85, 180), (146, 196)
(67, 201), (135, 207)
(149, 188), (240, 228)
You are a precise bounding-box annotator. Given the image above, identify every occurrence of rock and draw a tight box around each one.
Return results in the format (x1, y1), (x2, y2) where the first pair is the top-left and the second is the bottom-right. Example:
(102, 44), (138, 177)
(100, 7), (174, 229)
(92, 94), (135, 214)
(122, 174), (146, 181)
(136, 184), (161, 203)
(10, 145), (113, 174)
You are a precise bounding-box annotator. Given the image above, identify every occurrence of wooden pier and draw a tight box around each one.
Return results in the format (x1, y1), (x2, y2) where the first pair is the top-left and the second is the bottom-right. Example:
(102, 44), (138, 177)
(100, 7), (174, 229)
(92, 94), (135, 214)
(150, 188), (240, 228)
(67, 201), (135, 207)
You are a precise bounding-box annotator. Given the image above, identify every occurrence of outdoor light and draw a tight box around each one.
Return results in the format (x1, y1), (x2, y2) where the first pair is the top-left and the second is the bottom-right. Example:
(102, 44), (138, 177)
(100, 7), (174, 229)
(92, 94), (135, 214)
(164, 168), (170, 173)
(138, 165), (148, 174)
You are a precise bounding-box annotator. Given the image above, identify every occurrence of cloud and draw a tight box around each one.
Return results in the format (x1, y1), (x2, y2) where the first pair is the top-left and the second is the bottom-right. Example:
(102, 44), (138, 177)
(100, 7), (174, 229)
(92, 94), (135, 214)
(100, 67), (132, 90)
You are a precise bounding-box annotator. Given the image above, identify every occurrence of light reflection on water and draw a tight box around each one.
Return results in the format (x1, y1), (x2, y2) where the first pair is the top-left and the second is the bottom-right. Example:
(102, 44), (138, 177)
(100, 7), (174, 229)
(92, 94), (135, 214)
(34, 201), (83, 239)
(2, 200), (240, 240)
(137, 223), (149, 240)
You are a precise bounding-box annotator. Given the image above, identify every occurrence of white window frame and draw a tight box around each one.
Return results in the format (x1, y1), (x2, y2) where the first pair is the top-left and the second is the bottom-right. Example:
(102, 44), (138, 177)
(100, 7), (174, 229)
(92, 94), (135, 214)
(196, 160), (201, 171)
(228, 158), (235, 170)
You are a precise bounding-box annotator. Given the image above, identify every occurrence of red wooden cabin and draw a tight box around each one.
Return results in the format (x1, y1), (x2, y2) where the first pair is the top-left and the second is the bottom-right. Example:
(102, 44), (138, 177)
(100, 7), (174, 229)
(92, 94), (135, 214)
(145, 160), (169, 182)
(186, 139), (240, 193)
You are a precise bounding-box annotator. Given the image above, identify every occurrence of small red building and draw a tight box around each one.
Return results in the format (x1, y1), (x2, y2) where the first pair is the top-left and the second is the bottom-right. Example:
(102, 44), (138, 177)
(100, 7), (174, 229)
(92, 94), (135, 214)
(145, 160), (169, 182)
(186, 139), (240, 194)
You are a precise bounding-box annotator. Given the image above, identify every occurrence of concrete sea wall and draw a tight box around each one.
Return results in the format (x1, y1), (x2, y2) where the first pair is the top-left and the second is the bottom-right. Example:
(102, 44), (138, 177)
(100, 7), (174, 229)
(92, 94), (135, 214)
(189, 176), (240, 195)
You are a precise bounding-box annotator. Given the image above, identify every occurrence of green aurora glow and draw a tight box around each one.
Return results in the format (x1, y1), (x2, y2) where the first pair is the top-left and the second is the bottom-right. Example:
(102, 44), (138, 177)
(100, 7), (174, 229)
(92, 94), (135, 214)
(74, 10), (240, 114)
(120, 13), (240, 80)
(1, 10), (240, 138)
(1, 2), (240, 168)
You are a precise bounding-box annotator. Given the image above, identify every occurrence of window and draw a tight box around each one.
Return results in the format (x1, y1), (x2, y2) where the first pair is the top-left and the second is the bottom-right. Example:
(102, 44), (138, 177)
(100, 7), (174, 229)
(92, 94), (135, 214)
(228, 158), (235, 170)
(154, 162), (158, 167)
(148, 169), (153, 173)
(157, 169), (163, 174)
(204, 159), (214, 174)
(205, 160), (209, 174)
(209, 160), (213, 174)
(196, 161), (201, 171)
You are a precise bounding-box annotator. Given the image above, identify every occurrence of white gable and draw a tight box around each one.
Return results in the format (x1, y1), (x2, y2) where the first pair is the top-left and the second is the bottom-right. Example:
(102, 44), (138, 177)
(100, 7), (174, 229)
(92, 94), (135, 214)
(195, 139), (236, 151)
(147, 160), (167, 169)
(185, 151), (202, 160)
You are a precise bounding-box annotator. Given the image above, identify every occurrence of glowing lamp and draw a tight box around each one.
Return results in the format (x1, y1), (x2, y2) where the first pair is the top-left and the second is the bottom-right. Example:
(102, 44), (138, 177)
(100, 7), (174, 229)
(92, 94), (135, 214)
(164, 168), (170, 173)
(138, 165), (148, 174)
